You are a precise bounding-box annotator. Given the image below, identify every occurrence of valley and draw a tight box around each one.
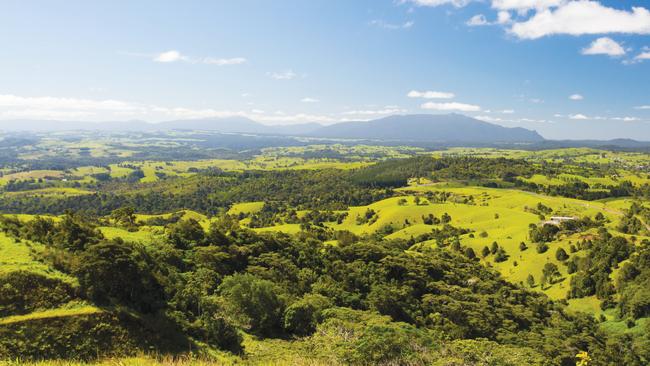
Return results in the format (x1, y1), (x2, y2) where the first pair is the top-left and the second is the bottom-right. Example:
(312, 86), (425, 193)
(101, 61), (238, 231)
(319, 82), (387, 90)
(2, 131), (650, 364)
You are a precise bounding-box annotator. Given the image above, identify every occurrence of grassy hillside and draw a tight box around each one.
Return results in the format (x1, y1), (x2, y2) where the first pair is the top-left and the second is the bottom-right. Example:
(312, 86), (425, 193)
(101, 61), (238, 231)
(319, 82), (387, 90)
(2, 144), (650, 364)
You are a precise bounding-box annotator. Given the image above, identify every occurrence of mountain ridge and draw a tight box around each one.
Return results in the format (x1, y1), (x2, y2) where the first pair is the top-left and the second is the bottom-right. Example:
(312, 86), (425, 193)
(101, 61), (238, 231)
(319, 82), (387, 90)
(0, 114), (543, 143)
(307, 114), (544, 143)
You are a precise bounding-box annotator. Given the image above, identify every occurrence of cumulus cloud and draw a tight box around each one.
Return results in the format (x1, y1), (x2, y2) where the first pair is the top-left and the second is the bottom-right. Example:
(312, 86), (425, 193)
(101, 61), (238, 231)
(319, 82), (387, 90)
(634, 51), (650, 61)
(466, 14), (489, 26)
(497, 11), (512, 24)
(581, 37), (626, 56)
(509, 1), (650, 39)
(467, 11), (511, 27)
(569, 94), (584, 100)
(407, 90), (455, 99)
(152, 50), (247, 65)
(635, 105), (650, 110)
(421, 102), (481, 111)
(267, 70), (298, 80)
(491, 0), (564, 11)
(300, 97), (319, 103)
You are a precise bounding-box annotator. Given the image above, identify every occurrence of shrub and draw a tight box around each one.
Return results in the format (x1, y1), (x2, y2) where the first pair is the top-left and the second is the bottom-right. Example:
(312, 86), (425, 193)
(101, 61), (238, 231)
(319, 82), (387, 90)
(0, 271), (75, 317)
(345, 322), (436, 365)
(283, 293), (332, 336)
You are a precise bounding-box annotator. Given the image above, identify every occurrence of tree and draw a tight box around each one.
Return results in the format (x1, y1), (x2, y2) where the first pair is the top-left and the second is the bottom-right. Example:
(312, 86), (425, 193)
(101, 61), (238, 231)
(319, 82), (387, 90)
(481, 246), (490, 258)
(542, 262), (561, 286)
(536, 242), (549, 254)
(494, 248), (508, 263)
(464, 247), (476, 259)
(284, 294), (332, 336)
(490, 241), (499, 254)
(451, 239), (461, 252)
(193, 295), (243, 354)
(167, 218), (205, 249)
(527, 274), (535, 288)
(110, 206), (136, 228)
(74, 241), (164, 313)
(53, 212), (103, 251)
(556, 248), (569, 261)
(519, 242), (528, 251)
(219, 273), (287, 337)
(441, 213), (452, 224)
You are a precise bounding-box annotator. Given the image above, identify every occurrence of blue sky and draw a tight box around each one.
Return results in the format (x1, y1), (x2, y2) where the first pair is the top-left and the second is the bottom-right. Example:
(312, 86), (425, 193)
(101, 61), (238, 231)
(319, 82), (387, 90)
(1, 0), (649, 139)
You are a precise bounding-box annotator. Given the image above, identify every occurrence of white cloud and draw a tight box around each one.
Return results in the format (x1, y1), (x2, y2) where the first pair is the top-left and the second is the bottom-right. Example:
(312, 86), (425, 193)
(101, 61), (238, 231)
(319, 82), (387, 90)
(569, 113), (588, 120)
(510, 1), (650, 39)
(200, 57), (247, 65)
(501, 109), (515, 114)
(251, 113), (337, 124)
(467, 14), (489, 26)
(154, 50), (185, 63)
(492, 0), (564, 11)
(407, 90), (455, 99)
(497, 11), (512, 24)
(405, 0), (471, 7)
(267, 70), (297, 80)
(342, 108), (407, 116)
(152, 50), (247, 65)
(634, 51), (650, 61)
(467, 11), (510, 27)
(569, 94), (584, 100)
(475, 115), (550, 124)
(0, 93), (340, 125)
(581, 37), (626, 56)
(635, 105), (650, 110)
(369, 20), (414, 29)
(0, 94), (141, 111)
(611, 116), (640, 122)
(300, 97), (319, 103)
(474, 115), (503, 123)
(421, 102), (481, 111)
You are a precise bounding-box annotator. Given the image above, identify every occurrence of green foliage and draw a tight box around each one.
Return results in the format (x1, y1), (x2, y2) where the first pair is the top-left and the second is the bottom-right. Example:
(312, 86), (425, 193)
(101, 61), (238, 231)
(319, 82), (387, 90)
(167, 218), (206, 249)
(219, 273), (287, 337)
(74, 241), (165, 313)
(0, 271), (75, 317)
(0, 309), (135, 360)
(283, 293), (332, 336)
(555, 247), (569, 261)
(345, 322), (436, 365)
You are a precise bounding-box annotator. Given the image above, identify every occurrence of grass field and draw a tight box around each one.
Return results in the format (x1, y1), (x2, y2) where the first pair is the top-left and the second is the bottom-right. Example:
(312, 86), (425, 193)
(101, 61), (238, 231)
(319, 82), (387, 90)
(228, 202), (265, 215)
(3, 144), (650, 355)
(0, 232), (75, 284)
(249, 182), (648, 309)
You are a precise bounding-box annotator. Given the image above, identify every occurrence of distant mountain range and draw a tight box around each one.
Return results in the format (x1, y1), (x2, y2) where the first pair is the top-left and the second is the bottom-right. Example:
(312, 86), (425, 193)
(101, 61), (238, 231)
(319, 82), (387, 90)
(0, 114), (546, 143)
(307, 114), (543, 143)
